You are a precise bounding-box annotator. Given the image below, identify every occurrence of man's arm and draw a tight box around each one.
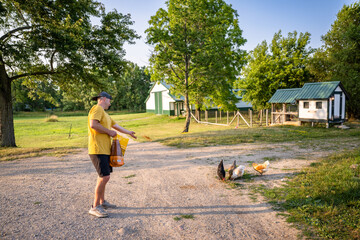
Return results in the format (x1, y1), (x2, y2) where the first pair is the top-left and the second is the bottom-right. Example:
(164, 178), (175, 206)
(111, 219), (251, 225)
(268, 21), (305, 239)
(112, 124), (137, 139)
(90, 119), (117, 137)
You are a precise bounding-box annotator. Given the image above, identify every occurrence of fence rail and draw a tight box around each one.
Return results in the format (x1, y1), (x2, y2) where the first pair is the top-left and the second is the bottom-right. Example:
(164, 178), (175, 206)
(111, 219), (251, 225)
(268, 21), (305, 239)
(190, 109), (270, 127)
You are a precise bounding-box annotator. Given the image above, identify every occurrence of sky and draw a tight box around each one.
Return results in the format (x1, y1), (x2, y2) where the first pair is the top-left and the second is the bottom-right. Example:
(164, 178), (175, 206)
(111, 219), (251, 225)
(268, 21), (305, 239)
(98, 0), (356, 67)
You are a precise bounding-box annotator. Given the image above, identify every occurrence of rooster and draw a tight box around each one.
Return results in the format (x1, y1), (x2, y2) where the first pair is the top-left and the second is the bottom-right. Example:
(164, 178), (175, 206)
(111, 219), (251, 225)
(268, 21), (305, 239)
(230, 165), (246, 180)
(227, 160), (236, 180)
(217, 160), (225, 181)
(252, 160), (270, 175)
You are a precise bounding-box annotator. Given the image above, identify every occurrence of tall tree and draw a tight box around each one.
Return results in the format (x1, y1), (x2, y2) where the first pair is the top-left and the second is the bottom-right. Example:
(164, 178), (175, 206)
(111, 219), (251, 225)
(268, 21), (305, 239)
(146, 0), (246, 132)
(238, 31), (313, 110)
(309, 2), (360, 119)
(0, 0), (139, 147)
(111, 62), (151, 111)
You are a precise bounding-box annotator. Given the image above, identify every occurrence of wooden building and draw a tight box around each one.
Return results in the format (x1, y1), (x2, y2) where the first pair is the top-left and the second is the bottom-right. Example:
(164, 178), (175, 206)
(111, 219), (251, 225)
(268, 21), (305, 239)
(145, 81), (184, 116)
(146, 81), (252, 116)
(268, 81), (349, 127)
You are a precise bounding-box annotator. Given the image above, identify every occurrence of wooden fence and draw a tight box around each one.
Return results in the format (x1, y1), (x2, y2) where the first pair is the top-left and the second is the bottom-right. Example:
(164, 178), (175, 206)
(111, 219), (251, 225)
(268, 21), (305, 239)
(190, 109), (270, 127)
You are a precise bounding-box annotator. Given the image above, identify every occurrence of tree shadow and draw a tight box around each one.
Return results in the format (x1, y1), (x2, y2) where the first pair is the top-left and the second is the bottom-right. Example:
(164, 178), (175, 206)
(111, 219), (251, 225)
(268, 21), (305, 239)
(108, 203), (274, 219)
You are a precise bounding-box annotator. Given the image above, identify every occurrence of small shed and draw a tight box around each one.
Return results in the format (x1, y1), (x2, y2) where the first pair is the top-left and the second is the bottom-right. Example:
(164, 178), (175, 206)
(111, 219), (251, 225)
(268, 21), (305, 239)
(297, 81), (349, 124)
(145, 81), (184, 116)
(268, 81), (349, 127)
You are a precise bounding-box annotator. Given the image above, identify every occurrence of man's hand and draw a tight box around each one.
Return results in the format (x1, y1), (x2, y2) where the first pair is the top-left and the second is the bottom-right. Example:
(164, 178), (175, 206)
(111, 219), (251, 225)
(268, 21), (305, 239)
(91, 120), (117, 137)
(108, 130), (117, 137)
(128, 131), (137, 139)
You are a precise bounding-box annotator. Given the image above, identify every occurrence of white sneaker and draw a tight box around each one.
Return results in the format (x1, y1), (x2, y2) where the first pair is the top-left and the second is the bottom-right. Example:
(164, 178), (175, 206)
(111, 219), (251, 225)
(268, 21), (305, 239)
(101, 200), (117, 209)
(89, 205), (108, 218)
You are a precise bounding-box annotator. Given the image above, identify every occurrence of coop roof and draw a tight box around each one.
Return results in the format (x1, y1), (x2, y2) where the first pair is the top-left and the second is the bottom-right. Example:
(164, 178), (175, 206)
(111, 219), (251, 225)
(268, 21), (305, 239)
(268, 81), (349, 104)
(268, 88), (302, 104)
(296, 81), (345, 100)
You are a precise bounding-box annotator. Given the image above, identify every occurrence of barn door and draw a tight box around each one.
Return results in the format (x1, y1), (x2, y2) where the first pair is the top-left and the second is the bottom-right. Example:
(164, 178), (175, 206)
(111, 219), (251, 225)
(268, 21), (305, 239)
(155, 92), (162, 114)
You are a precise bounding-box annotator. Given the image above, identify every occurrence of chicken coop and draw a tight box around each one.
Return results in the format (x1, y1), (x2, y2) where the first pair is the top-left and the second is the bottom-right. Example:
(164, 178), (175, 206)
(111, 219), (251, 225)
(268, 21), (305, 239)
(268, 88), (301, 125)
(268, 81), (349, 128)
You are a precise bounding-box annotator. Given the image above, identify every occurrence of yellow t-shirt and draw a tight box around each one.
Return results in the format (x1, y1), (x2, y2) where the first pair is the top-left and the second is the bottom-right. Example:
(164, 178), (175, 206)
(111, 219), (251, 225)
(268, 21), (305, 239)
(88, 105), (116, 155)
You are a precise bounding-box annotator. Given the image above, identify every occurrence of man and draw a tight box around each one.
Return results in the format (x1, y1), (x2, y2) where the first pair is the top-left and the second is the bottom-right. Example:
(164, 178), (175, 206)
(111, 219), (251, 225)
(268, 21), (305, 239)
(88, 91), (136, 218)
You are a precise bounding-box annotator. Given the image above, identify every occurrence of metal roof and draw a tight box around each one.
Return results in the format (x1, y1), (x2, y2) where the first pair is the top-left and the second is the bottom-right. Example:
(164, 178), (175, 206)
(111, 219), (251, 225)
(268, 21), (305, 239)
(268, 81), (347, 104)
(268, 88), (302, 103)
(296, 81), (341, 100)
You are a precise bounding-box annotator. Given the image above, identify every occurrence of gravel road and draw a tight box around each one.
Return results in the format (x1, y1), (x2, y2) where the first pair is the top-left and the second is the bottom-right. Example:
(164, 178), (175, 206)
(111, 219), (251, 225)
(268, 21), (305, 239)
(1, 140), (335, 240)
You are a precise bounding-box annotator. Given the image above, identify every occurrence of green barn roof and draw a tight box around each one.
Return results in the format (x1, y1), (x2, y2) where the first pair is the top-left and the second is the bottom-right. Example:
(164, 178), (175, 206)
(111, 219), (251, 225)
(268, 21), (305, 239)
(296, 81), (341, 100)
(268, 88), (301, 103)
(268, 81), (348, 104)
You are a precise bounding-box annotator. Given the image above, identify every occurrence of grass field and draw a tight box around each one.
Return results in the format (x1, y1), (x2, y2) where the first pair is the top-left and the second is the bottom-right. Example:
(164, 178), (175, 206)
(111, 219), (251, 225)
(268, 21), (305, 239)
(2, 111), (360, 239)
(255, 148), (360, 239)
(9, 111), (360, 149)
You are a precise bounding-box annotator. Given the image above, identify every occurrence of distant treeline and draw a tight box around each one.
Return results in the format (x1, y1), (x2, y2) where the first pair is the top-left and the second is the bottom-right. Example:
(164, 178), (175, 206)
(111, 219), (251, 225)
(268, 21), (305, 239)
(12, 62), (151, 112)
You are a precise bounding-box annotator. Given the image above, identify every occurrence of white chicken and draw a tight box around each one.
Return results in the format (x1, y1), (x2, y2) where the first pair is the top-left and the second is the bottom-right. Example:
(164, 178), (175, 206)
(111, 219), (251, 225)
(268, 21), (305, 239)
(230, 165), (246, 180)
(252, 160), (270, 175)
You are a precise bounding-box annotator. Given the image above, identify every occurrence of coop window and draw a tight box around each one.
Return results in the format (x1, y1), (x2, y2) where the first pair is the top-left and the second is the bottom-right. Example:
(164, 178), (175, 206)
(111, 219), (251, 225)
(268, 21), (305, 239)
(303, 102), (309, 109)
(316, 102), (322, 109)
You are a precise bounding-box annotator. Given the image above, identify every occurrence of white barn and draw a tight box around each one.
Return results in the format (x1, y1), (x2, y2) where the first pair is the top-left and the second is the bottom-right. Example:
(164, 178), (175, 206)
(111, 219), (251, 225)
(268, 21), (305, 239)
(145, 82), (252, 116)
(145, 82), (185, 116)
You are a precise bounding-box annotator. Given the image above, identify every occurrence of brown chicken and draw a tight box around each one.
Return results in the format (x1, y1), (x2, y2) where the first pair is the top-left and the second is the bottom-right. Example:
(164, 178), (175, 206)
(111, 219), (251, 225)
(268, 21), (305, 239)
(252, 160), (270, 175)
(227, 160), (236, 180)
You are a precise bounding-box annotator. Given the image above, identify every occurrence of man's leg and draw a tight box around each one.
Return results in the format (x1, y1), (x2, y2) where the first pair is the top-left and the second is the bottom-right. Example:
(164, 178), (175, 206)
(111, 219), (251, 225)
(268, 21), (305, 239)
(93, 175), (110, 207)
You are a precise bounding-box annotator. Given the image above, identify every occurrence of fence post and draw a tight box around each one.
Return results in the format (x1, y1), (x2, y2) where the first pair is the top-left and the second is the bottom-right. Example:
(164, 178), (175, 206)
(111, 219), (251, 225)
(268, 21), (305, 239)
(205, 110), (208, 122)
(215, 111), (218, 123)
(227, 111), (229, 125)
(266, 109), (269, 126)
(236, 110), (239, 127)
(250, 109), (253, 127)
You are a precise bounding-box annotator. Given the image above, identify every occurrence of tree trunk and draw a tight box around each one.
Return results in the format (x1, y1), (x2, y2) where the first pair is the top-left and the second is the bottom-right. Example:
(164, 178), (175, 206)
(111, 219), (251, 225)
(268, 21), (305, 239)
(182, 50), (191, 133)
(182, 92), (191, 133)
(195, 104), (201, 121)
(0, 64), (16, 147)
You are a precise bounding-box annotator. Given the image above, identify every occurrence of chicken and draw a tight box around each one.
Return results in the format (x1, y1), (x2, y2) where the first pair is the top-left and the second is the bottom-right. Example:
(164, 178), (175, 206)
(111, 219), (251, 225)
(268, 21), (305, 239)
(230, 165), (246, 180)
(252, 160), (270, 175)
(217, 160), (225, 181)
(227, 160), (236, 180)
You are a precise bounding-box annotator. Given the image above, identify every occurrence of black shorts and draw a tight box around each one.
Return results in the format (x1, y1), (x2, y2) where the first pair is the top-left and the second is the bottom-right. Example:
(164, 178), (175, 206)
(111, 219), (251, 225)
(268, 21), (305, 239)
(89, 154), (113, 177)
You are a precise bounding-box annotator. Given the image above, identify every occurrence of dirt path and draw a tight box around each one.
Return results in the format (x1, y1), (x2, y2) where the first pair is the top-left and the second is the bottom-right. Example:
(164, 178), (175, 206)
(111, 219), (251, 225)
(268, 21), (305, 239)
(1, 140), (356, 239)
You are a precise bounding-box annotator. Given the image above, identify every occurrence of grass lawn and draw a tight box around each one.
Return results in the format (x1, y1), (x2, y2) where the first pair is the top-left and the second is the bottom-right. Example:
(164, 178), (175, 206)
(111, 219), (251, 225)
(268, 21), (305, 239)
(11, 112), (235, 149)
(3, 111), (360, 149)
(255, 148), (360, 239)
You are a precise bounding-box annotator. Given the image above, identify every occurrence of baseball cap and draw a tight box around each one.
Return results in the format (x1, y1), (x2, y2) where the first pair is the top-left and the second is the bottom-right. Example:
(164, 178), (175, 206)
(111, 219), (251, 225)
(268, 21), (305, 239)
(91, 91), (113, 101)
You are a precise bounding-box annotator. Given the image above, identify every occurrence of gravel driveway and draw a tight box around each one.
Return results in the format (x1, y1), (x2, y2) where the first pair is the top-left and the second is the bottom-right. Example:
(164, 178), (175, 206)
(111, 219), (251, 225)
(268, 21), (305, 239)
(1, 139), (338, 239)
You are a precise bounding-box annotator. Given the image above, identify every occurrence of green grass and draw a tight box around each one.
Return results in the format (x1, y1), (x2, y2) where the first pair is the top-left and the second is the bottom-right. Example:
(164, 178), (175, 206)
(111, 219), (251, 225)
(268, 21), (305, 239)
(0, 147), (80, 162)
(157, 121), (360, 148)
(2, 112), (359, 161)
(173, 214), (195, 220)
(123, 174), (136, 179)
(255, 148), (360, 239)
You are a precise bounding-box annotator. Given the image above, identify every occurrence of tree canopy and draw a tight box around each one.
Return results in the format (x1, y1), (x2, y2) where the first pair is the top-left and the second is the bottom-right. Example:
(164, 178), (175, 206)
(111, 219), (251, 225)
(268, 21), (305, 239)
(145, 0), (246, 132)
(309, 2), (360, 119)
(238, 31), (313, 110)
(0, 0), (139, 147)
